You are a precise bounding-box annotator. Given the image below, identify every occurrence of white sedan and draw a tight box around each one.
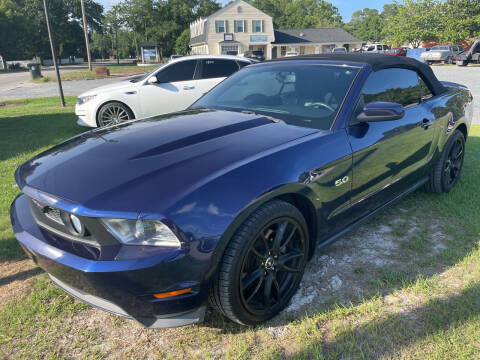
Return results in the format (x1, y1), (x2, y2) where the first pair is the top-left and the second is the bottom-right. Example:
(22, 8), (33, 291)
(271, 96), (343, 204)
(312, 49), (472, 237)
(75, 55), (255, 127)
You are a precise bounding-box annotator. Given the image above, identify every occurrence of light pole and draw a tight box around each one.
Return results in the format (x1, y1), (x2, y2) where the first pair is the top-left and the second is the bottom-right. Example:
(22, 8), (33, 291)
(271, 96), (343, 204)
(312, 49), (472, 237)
(43, 0), (65, 107)
(80, 0), (92, 71)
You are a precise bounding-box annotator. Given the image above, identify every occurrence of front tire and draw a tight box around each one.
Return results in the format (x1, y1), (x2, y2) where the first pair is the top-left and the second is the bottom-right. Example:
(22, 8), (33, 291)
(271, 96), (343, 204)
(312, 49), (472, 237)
(425, 130), (465, 193)
(97, 102), (134, 127)
(211, 200), (309, 325)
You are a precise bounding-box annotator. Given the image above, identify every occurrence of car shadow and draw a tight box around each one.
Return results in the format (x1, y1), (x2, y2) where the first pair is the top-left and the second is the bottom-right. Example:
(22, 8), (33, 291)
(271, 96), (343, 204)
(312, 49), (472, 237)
(0, 267), (42, 287)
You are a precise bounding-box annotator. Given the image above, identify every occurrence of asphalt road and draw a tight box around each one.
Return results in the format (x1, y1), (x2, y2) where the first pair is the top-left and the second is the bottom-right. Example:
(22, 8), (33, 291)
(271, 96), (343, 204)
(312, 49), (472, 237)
(0, 64), (479, 124)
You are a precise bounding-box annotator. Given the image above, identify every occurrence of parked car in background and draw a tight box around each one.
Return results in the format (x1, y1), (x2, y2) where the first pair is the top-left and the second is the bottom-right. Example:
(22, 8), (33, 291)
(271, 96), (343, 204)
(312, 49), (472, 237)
(363, 44), (390, 54)
(12, 54), (473, 328)
(386, 48), (407, 57)
(456, 39), (480, 66)
(75, 55), (255, 127)
(285, 51), (299, 57)
(421, 45), (464, 64)
(242, 50), (265, 61)
(332, 47), (347, 53)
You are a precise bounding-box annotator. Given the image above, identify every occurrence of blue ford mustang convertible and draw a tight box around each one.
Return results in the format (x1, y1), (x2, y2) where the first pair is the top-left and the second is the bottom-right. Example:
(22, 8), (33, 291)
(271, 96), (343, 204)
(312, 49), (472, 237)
(11, 54), (473, 328)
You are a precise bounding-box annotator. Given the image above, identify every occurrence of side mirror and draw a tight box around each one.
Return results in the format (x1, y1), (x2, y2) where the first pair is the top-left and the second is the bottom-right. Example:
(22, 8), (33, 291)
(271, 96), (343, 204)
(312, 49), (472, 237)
(357, 102), (405, 123)
(147, 76), (158, 85)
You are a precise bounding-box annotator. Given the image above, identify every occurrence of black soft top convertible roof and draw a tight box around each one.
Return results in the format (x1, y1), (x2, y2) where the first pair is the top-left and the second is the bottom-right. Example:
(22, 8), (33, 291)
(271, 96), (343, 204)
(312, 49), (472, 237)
(274, 53), (447, 96)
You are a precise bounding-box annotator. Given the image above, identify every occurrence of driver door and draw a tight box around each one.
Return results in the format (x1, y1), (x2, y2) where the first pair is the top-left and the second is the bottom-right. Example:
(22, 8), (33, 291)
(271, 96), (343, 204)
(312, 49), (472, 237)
(346, 68), (435, 219)
(138, 60), (199, 118)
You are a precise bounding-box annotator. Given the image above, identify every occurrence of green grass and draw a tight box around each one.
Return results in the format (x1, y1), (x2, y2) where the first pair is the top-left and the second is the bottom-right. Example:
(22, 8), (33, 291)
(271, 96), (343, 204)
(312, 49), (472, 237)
(0, 98), (479, 359)
(0, 97), (83, 260)
(34, 64), (158, 82)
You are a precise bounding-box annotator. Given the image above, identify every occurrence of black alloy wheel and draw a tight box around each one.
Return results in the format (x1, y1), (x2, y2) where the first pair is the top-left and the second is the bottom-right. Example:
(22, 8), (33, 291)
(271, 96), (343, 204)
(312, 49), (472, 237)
(425, 129), (466, 193)
(239, 217), (306, 316)
(210, 200), (309, 325)
(442, 136), (464, 190)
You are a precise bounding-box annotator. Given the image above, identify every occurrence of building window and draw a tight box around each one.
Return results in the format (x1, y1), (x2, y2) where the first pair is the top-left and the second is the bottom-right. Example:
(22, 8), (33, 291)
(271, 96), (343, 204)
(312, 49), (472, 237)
(234, 20), (245, 33)
(216, 20), (225, 33)
(299, 46), (305, 55)
(221, 44), (239, 55)
(281, 46), (287, 57)
(237, 6), (242, 13)
(253, 20), (263, 33)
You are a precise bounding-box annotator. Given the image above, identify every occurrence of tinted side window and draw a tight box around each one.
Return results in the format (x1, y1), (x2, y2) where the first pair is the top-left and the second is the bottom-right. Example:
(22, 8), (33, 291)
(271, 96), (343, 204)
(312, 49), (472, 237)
(156, 60), (196, 83)
(362, 68), (421, 107)
(200, 59), (239, 79)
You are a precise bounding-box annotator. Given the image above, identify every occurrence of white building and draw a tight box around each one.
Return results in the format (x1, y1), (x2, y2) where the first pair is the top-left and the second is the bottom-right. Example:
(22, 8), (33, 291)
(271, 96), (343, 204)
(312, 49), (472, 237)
(190, 0), (362, 60)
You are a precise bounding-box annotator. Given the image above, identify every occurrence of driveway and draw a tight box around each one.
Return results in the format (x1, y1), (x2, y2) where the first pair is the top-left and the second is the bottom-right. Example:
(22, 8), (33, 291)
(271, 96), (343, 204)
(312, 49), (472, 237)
(0, 60), (133, 101)
(0, 75), (129, 101)
(431, 66), (480, 124)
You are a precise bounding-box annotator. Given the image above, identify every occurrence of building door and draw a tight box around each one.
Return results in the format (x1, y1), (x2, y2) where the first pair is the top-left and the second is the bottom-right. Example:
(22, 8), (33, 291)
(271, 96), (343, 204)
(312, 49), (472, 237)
(272, 47), (277, 59)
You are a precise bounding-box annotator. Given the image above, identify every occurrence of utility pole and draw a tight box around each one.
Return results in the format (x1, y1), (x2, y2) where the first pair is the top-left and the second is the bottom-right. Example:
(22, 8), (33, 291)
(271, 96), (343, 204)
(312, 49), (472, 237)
(113, 5), (120, 65)
(43, 0), (65, 107)
(80, 0), (92, 71)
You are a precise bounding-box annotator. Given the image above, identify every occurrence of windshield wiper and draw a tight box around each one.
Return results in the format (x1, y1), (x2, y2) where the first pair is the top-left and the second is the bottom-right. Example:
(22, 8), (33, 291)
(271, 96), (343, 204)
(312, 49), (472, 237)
(240, 110), (285, 124)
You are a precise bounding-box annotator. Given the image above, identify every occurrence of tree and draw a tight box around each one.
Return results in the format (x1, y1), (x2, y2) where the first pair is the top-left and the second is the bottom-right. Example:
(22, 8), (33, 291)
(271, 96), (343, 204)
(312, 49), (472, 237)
(175, 28), (190, 54)
(386, 0), (440, 48)
(0, 0), (104, 60)
(437, 0), (480, 44)
(249, 0), (342, 29)
(345, 8), (385, 42)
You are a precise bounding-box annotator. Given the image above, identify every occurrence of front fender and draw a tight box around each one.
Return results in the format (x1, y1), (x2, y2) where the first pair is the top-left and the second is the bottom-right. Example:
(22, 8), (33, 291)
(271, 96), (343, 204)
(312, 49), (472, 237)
(164, 130), (353, 281)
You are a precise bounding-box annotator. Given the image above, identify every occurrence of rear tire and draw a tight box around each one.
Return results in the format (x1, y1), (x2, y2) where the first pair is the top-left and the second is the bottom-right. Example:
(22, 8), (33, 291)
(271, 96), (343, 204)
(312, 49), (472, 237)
(425, 130), (465, 193)
(211, 200), (309, 325)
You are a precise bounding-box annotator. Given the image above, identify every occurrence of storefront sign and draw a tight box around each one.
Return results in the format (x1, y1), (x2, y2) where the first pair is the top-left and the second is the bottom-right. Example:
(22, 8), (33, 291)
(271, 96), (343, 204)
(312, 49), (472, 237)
(250, 35), (268, 43)
(224, 33), (234, 41)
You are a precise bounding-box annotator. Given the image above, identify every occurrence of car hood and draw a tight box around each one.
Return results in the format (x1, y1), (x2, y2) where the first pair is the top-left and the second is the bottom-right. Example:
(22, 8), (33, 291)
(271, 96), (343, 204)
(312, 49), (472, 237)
(78, 79), (139, 97)
(16, 109), (318, 215)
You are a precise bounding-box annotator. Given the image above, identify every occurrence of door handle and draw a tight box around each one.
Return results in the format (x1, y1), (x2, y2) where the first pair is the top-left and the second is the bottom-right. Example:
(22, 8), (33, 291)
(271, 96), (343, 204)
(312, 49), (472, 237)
(183, 85), (195, 90)
(421, 118), (432, 129)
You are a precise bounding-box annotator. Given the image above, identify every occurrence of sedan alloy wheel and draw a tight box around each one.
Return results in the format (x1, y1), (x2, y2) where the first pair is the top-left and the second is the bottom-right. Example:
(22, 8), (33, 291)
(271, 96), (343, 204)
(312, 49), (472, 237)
(98, 102), (133, 127)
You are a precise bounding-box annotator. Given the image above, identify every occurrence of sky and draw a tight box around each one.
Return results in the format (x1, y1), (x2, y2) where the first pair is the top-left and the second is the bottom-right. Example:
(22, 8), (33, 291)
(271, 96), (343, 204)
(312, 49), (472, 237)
(97, 0), (393, 22)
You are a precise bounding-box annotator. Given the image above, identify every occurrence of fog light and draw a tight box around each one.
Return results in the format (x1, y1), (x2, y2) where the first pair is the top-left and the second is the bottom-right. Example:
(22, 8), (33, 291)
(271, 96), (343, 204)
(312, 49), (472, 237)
(69, 214), (85, 236)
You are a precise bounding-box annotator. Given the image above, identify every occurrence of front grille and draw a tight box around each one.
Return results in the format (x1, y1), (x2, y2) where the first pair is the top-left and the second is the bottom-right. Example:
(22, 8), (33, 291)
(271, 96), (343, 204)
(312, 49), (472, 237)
(31, 198), (63, 225)
(27, 196), (121, 260)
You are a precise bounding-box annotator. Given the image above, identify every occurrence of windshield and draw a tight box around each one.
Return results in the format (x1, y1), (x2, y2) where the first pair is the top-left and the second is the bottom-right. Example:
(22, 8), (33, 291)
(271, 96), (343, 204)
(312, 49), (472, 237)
(192, 64), (359, 130)
(431, 46), (449, 51)
(129, 64), (165, 83)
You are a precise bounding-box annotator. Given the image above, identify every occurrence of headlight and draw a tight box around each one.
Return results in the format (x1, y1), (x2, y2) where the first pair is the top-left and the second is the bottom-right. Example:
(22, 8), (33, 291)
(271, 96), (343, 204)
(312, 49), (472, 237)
(76, 95), (97, 105)
(101, 218), (181, 247)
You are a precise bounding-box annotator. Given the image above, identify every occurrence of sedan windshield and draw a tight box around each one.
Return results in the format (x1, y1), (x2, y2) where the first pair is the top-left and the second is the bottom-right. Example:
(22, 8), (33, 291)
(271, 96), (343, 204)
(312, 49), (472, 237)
(192, 64), (359, 130)
(129, 64), (166, 83)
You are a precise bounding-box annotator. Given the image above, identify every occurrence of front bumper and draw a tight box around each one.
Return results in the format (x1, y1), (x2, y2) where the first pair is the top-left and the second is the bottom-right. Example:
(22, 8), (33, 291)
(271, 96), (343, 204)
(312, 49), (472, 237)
(10, 194), (208, 328)
(75, 104), (97, 128)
